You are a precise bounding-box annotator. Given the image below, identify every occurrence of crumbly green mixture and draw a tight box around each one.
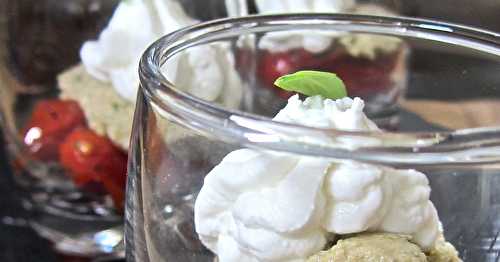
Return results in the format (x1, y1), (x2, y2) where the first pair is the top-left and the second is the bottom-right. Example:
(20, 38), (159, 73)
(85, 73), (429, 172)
(308, 233), (427, 262)
(339, 4), (403, 60)
(338, 34), (402, 60)
(58, 65), (134, 150)
(307, 233), (462, 262)
(427, 235), (461, 262)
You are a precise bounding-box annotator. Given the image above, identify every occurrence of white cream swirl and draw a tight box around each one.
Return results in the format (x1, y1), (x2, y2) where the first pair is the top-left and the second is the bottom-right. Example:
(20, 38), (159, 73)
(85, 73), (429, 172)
(80, 0), (242, 104)
(254, 1), (401, 58)
(255, 0), (355, 54)
(194, 95), (440, 261)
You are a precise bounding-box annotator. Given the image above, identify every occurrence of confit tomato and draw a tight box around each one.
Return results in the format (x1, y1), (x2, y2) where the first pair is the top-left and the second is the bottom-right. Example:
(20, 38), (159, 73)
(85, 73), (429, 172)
(59, 128), (127, 210)
(257, 47), (398, 98)
(258, 49), (314, 98)
(319, 53), (398, 97)
(22, 99), (86, 161)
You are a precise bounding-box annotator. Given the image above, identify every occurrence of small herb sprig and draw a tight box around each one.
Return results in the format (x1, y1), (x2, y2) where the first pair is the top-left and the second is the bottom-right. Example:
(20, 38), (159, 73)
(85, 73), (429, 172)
(274, 71), (347, 99)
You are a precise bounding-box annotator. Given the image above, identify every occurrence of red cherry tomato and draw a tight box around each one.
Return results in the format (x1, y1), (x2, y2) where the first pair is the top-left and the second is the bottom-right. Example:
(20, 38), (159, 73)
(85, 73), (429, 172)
(59, 128), (127, 210)
(22, 99), (86, 161)
(258, 49), (314, 98)
(257, 47), (399, 98)
(319, 53), (397, 97)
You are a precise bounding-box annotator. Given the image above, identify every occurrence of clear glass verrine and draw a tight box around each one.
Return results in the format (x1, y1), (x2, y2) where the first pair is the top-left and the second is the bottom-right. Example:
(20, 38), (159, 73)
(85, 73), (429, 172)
(128, 14), (500, 262)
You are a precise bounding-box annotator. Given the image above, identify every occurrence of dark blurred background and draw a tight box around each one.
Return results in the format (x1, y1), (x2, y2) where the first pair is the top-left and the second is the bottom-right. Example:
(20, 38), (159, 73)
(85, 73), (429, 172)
(0, 0), (499, 261)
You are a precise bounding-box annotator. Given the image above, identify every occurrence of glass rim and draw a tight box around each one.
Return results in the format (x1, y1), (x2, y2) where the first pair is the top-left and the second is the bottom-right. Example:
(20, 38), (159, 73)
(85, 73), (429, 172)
(139, 13), (500, 165)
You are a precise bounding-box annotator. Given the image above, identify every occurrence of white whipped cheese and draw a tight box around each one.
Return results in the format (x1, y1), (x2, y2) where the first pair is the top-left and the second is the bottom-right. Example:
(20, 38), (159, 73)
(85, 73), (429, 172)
(195, 95), (440, 261)
(80, 0), (242, 104)
(254, 1), (401, 58)
(255, 0), (355, 54)
(274, 95), (379, 130)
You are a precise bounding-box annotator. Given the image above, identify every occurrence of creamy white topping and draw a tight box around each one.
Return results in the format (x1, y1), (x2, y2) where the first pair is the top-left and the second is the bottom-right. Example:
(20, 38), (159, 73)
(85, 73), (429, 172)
(80, 0), (242, 104)
(255, 0), (355, 54)
(254, 1), (401, 58)
(274, 95), (379, 130)
(80, 0), (153, 100)
(195, 95), (440, 261)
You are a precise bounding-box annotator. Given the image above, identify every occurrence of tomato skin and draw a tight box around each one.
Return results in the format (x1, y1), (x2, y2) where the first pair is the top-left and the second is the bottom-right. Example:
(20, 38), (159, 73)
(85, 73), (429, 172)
(319, 53), (398, 97)
(59, 128), (127, 210)
(258, 49), (314, 98)
(21, 99), (128, 210)
(22, 99), (86, 161)
(257, 48), (398, 98)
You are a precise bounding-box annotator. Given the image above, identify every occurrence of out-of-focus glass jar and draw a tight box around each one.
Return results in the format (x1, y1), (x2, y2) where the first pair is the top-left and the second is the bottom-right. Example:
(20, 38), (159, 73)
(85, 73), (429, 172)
(126, 14), (500, 262)
(233, 0), (410, 128)
(0, 0), (233, 258)
(0, 0), (125, 257)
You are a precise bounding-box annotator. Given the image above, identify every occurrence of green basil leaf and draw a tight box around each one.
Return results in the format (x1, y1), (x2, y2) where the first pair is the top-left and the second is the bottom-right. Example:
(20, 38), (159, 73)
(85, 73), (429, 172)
(274, 70), (347, 99)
